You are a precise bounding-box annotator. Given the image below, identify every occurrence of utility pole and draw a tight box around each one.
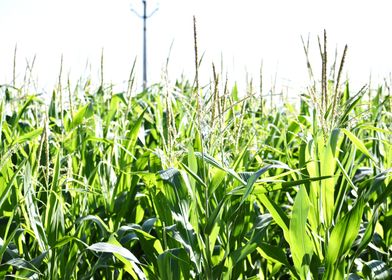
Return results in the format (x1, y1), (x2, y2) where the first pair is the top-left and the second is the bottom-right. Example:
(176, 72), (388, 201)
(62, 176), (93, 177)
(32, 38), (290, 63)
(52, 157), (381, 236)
(131, 0), (158, 91)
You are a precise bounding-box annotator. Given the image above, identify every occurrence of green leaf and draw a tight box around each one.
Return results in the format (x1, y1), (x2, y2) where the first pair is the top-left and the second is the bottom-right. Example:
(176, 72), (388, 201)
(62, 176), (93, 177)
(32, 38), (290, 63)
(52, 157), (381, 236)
(76, 215), (110, 237)
(5, 258), (43, 276)
(106, 93), (127, 124)
(256, 193), (289, 234)
(320, 136), (337, 227)
(0, 161), (25, 210)
(362, 260), (391, 280)
(289, 185), (312, 279)
(204, 197), (226, 235)
(180, 161), (207, 189)
(194, 152), (246, 185)
(230, 240), (258, 265)
(338, 86), (365, 126)
(257, 242), (289, 266)
(23, 163), (48, 252)
(240, 164), (279, 206)
(324, 198), (366, 279)
(14, 128), (43, 144)
(70, 103), (93, 129)
(132, 227), (164, 262)
(14, 96), (36, 128)
(88, 241), (146, 280)
(341, 128), (376, 162)
(353, 209), (379, 261)
(157, 248), (190, 280)
(123, 108), (146, 164)
(251, 175), (333, 194)
(256, 242), (299, 278)
(286, 120), (300, 144)
(44, 151), (63, 246)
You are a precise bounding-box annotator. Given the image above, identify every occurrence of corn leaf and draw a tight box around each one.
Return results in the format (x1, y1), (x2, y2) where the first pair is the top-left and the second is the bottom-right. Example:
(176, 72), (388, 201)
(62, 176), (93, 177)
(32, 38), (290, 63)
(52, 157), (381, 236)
(289, 185), (313, 279)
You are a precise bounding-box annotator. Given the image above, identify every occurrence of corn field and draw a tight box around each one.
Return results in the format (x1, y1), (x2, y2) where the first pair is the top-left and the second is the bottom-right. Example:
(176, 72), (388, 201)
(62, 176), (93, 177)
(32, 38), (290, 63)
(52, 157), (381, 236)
(0, 35), (392, 279)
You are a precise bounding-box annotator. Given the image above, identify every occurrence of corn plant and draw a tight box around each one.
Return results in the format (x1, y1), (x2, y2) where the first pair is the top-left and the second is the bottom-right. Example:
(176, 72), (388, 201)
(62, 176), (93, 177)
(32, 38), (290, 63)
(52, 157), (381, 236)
(0, 33), (391, 279)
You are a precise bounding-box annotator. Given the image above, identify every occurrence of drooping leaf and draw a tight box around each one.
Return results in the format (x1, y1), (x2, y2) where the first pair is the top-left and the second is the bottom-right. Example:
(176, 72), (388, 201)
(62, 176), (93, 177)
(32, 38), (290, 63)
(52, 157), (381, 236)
(88, 241), (146, 280)
(341, 128), (376, 162)
(362, 260), (391, 280)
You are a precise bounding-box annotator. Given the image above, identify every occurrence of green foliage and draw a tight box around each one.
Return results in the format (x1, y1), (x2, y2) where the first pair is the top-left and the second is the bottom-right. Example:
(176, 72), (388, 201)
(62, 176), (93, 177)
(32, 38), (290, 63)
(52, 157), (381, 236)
(0, 66), (391, 280)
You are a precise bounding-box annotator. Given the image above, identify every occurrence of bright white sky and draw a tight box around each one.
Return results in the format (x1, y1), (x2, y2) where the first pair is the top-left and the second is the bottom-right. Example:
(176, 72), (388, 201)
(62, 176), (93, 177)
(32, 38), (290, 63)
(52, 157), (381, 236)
(0, 0), (391, 96)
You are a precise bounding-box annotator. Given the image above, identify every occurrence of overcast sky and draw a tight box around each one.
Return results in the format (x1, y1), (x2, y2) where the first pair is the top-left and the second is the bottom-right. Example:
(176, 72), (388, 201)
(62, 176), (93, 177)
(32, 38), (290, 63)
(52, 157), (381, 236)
(0, 0), (391, 95)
